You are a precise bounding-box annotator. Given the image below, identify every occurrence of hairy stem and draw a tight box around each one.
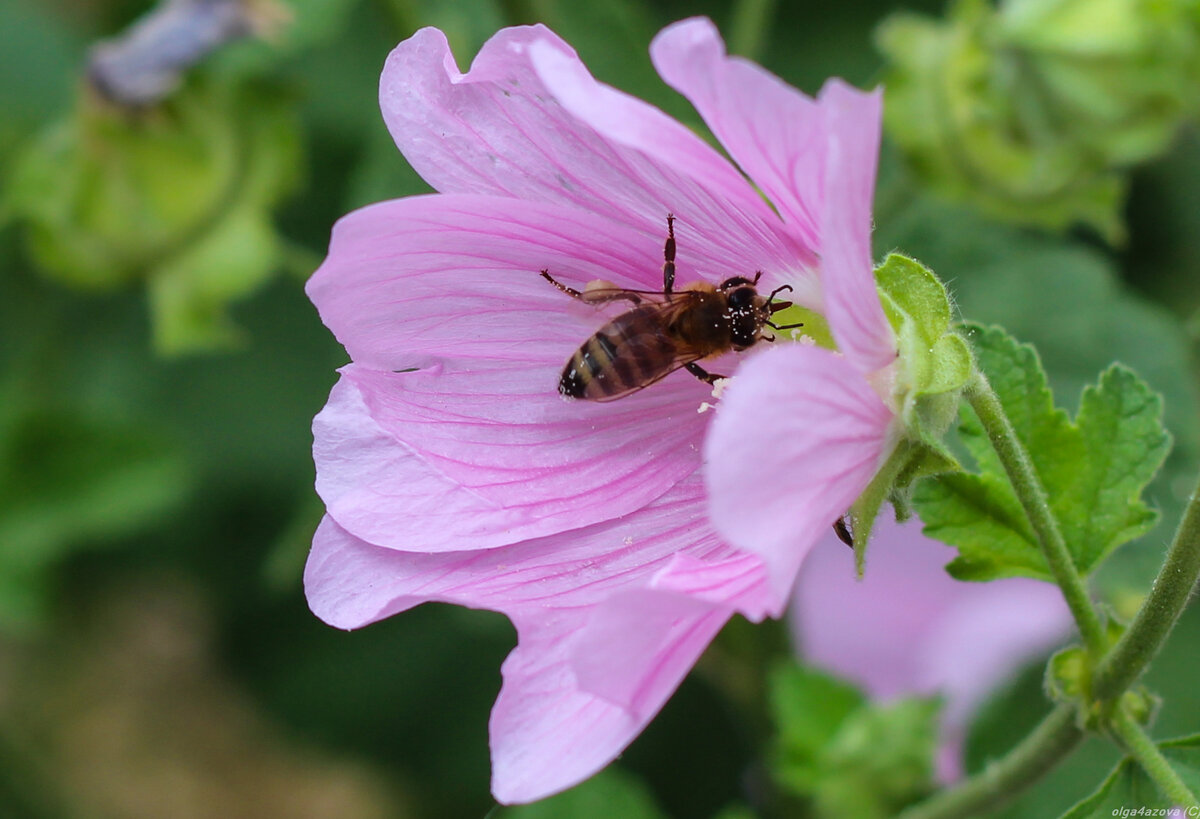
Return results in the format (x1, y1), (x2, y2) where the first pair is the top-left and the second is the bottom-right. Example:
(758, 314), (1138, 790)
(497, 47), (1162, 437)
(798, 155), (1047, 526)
(965, 372), (1107, 655)
(1092, 475), (1200, 703)
(1109, 706), (1200, 809)
(896, 705), (1083, 819)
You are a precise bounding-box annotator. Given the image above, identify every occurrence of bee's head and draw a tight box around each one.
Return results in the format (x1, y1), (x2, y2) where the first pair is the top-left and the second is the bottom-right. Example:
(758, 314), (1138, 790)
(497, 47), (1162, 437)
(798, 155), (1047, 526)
(719, 276), (769, 349)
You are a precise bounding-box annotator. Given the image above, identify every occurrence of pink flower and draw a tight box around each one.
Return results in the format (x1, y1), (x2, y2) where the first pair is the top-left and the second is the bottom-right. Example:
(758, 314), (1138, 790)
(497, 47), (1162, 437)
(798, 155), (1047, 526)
(305, 17), (889, 803)
(791, 518), (1074, 782)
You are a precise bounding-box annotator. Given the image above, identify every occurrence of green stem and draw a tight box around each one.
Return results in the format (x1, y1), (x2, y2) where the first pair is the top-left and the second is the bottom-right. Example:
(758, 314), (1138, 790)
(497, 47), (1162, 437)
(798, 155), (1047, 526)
(964, 372), (1107, 655)
(728, 0), (778, 60)
(896, 705), (1083, 819)
(1109, 706), (1200, 809)
(1092, 475), (1200, 703)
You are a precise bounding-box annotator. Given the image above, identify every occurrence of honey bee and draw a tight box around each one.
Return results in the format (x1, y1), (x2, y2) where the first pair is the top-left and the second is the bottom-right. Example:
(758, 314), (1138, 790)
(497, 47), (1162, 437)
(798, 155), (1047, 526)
(541, 215), (801, 401)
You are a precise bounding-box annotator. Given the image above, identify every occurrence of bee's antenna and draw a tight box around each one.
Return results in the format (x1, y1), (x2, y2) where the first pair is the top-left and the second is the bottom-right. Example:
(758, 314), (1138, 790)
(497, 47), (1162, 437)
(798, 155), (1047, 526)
(767, 284), (793, 301)
(767, 320), (804, 331)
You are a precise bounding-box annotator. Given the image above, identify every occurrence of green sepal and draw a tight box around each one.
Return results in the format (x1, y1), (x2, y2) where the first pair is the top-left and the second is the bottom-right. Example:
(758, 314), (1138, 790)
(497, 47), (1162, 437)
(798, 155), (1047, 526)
(1045, 646), (1094, 725)
(1118, 688), (1161, 728)
(1045, 613), (1126, 727)
(875, 253), (973, 444)
(847, 253), (969, 567)
(849, 438), (961, 575)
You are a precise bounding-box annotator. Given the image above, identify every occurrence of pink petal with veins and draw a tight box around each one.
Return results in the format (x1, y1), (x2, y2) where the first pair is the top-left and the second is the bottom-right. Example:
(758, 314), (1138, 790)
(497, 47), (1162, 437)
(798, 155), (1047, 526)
(705, 344), (895, 599)
(651, 17), (825, 252)
(492, 602), (731, 803)
(817, 81), (896, 374)
(317, 367), (708, 552)
(380, 26), (798, 290)
(307, 194), (665, 372)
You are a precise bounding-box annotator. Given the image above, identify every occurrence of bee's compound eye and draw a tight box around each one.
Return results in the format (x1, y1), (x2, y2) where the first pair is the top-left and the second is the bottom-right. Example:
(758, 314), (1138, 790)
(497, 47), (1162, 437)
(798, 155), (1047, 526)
(726, 287), (756, 309)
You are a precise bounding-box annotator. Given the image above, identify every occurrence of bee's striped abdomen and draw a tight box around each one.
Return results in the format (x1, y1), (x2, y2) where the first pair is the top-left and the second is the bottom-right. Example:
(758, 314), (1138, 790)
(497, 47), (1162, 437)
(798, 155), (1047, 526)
(559, 308), (678, 401)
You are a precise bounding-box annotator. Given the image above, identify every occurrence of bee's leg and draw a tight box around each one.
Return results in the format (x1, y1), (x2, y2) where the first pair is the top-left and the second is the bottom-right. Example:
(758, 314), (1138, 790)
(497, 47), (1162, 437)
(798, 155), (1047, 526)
(833, 516), (854, 548)
(663, 213), (676, 295)
(685, 361), (728, 385)
(582, 280), (642, 306)
(541, 271), (641, 306)
(540, 269), (585, 299)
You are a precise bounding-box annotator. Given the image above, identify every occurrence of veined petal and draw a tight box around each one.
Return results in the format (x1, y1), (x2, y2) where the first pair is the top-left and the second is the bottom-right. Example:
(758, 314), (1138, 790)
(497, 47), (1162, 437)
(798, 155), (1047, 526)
(704, 345), (894, 599)
(817, 81), (896, 375)
(304, 476), (776, 803)
(525, 38), (809, 293)
(317, 368), (708, 552)
(306, 473), (771, 624)
(491, 603), (730, 803)
(306, 194), (666, 372)
(525, 38), (770, 227)
(566, 552), (775, 714)
(379, 27), (798, 289)
(651, 18), (825, 251)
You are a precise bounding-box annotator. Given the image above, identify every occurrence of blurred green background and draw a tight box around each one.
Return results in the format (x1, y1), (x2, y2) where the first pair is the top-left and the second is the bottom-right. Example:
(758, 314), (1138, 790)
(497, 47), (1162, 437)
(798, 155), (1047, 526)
(1, 0), (1199, 816)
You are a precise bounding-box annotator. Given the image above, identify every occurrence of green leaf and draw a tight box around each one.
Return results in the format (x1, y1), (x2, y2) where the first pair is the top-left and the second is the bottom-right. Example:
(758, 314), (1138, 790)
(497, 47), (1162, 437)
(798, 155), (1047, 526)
(496, 767), (666, 819)
(1060, 734), (1200, 818)
(914, 325), (1171, 581)
(768, 663), (938, 819)
(770, 664), (866, 789)
(875, 193), (1200, 597)
(0, 1), (79, 158)
(0, 398), (191, 629)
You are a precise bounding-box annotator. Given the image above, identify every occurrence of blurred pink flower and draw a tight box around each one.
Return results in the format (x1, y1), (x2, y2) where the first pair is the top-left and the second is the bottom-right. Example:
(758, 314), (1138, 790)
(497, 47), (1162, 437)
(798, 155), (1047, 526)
(305, 16), (890, 803)
(792, 518), (1075, 782)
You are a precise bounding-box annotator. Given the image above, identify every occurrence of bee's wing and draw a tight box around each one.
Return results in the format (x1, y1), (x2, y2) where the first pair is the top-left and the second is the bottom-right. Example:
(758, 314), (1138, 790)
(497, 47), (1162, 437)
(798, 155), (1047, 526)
(573, 283), (672, 307)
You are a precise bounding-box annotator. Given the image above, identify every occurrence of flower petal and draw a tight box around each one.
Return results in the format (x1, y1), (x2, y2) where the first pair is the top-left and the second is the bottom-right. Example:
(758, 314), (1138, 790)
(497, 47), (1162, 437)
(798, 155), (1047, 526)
(524, 37), (771, 228)
(651, 18), (825, 250)
(344, 363), (707, 547)
(306, 194), (666, 372)
(817, 81), (896, 374)
(379, 26), (797, 289)
(306, 473), (772, 624)
(704, 344), (894, 599)
(304, 476), (777, 803)
(567, 551), (775, 714)
(491, 602), (730, 803)
(316, 366), (711, 552)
